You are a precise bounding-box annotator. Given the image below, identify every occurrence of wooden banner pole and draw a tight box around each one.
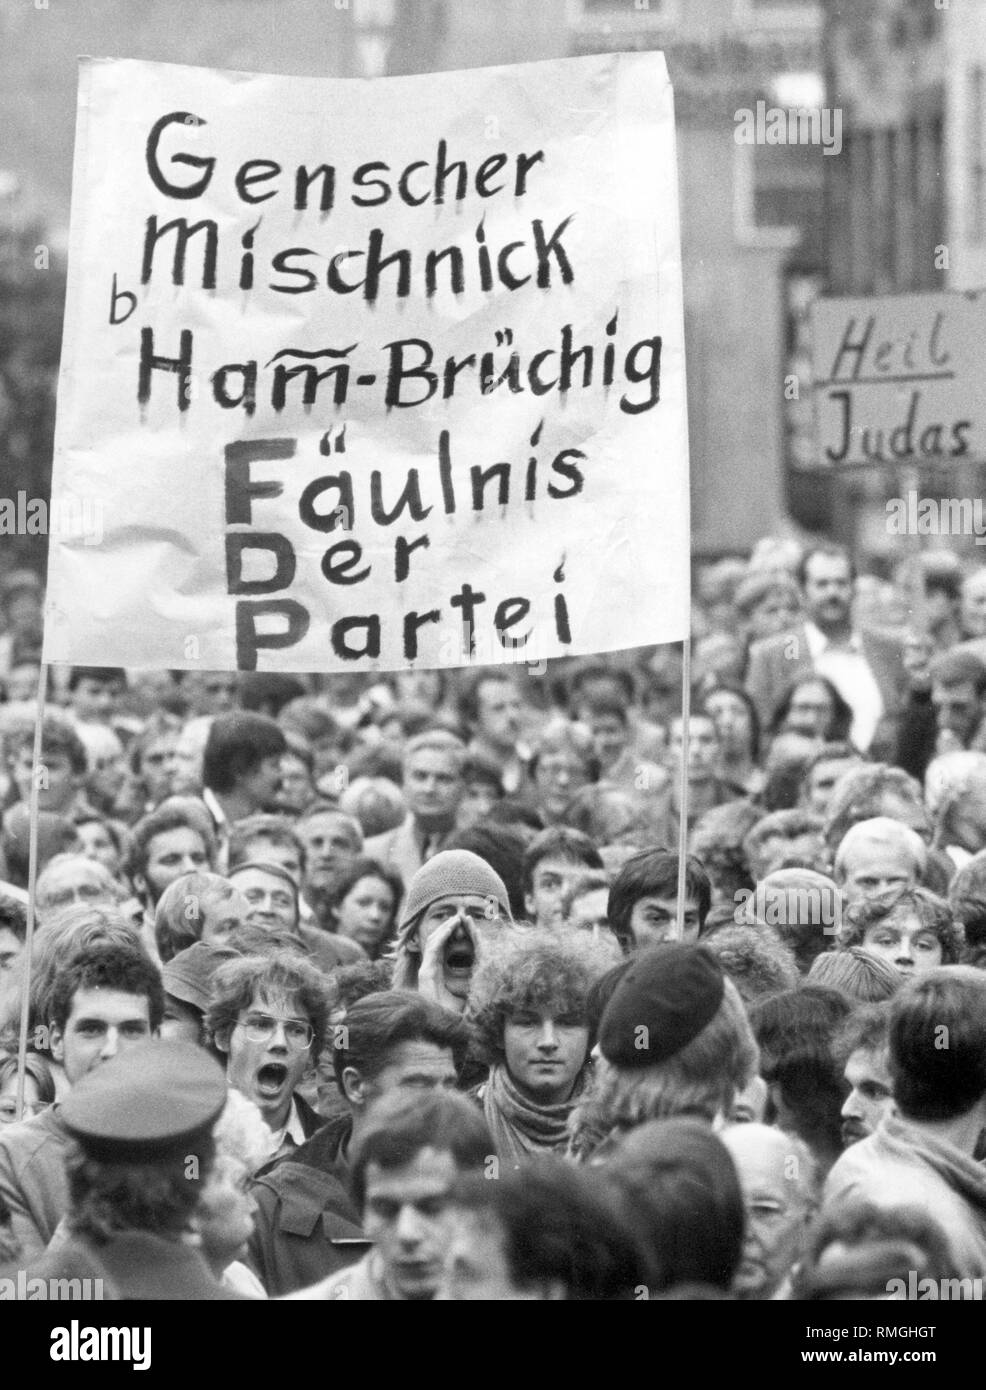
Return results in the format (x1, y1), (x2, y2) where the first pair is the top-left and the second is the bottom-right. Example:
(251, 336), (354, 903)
(675, 636), (691, 937)
(14, 660), (48, 1122)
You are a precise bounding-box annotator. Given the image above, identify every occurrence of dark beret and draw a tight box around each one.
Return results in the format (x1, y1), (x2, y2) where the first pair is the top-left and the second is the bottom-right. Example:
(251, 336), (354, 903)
(61, 1039), (227, 1162)
(599, 944), (726, 1068)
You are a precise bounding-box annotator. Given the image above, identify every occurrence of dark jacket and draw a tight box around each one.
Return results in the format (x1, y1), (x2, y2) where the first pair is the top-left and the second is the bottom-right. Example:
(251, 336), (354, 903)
(894, 687), (937, 781)
(246, 1113), (369, 1296)
(292, 1092), (325, 1142)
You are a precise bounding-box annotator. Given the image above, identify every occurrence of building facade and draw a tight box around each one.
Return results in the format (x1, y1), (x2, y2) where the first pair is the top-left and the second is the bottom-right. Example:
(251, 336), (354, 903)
(818, 0), (986, 562)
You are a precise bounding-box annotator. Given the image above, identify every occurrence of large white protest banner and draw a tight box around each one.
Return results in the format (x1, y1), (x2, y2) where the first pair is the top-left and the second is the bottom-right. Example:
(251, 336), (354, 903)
(44, 52), (690, 673)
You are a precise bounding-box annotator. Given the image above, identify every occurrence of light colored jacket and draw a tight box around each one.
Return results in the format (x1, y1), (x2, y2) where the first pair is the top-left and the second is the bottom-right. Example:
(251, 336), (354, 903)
(0, 1106), (71, 1261)
(288, 1249), (394, 1301)
(824, 1111), (986, 1280)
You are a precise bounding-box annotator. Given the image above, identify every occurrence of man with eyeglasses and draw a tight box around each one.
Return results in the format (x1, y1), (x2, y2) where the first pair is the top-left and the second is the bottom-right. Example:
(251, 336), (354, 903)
(721, 1123), (819, 1300)
(0, 941), (163, 1262)
(246, 990), (470, 1296)
(207, 952), (330, 1157)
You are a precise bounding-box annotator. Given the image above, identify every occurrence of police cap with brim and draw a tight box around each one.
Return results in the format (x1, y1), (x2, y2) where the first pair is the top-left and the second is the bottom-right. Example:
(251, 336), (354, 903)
(61, 1038), (227, 1163)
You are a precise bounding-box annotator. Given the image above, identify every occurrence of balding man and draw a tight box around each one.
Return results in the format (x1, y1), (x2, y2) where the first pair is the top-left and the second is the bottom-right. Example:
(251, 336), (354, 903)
(721, 1123), (818, 1300)
(833, 817), (926, 906)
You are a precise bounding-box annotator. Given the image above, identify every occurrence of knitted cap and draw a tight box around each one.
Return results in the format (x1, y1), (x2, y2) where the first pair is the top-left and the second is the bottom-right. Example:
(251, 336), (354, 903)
(398, 849), (512, 931)
(599, 944), (725, 1069)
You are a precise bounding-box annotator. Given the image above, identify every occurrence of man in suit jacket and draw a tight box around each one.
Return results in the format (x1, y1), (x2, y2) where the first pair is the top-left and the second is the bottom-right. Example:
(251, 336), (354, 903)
(364, 730), (467, 891)
(745, 545), (905, 752)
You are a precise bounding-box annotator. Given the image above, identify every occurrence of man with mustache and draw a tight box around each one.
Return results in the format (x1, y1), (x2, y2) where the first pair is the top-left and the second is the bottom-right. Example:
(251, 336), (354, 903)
(745, 544), (905, 754)
(824, 968), (986, 1282)
(835, 1004), (895, 1148)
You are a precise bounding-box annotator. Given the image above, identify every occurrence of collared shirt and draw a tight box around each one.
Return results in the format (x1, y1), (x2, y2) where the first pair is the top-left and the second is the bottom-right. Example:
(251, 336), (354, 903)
(804, 622), (884, 752)
(267, 1096), (308, 1160)
(946, 845), (974, 871)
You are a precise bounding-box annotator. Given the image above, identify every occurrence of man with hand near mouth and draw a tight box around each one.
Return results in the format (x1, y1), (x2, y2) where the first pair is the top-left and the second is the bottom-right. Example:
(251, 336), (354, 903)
(390, 849), (514, 1015)
(207, 952), (331, 1156)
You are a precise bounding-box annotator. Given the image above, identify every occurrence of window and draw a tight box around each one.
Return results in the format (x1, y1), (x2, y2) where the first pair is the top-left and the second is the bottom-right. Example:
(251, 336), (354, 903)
(733, 0), (820, 26)
(735, 120), (825, 248)
(567, 0), (676, 29)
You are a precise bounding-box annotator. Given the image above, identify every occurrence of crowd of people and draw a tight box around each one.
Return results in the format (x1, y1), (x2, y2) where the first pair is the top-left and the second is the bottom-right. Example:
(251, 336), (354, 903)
(1, 535), (986, 1299)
